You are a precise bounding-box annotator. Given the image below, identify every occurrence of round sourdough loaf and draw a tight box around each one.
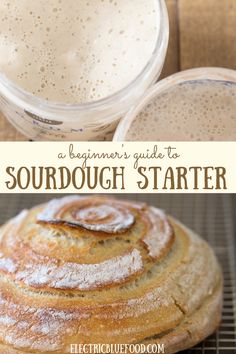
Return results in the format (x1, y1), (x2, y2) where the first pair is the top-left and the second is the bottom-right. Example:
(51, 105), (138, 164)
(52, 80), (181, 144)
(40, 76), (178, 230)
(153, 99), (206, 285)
(0, 196), (222, 353)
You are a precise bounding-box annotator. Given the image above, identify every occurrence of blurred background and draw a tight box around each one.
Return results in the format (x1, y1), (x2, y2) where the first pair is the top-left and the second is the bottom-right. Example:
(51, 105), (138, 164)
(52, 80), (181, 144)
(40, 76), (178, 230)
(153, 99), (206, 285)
(0, 194), (235, 353)
(161, 0), (236, 79)
(1, 0), (235, 141)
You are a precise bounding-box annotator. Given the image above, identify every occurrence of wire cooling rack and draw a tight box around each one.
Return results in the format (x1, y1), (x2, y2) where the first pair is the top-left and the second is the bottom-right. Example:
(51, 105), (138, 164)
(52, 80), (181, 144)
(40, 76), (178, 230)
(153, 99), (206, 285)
(0, 194), (235, 354)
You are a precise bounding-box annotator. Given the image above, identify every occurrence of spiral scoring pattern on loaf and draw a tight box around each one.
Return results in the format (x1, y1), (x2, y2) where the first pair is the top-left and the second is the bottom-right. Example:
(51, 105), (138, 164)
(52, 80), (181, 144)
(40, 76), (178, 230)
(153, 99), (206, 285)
(0, 196), (222, 353)
(37, 195), (135, 233)
(0, 196), (174, 293)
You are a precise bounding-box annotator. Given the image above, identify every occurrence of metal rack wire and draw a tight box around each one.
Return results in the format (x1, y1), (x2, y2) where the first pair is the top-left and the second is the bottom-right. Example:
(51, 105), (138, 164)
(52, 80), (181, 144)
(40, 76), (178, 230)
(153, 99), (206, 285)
(0, 194), (235, 354)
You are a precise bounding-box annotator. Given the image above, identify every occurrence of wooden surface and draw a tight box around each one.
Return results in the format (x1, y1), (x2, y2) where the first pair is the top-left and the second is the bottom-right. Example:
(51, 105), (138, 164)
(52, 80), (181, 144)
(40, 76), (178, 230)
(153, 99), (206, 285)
(0, 0), (236, 141)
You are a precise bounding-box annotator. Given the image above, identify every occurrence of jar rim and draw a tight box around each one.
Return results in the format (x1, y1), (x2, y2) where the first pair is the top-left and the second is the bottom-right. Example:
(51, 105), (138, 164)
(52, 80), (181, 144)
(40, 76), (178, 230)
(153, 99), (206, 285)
(0, 0), (169, 120)
(113, 67), (236, 141)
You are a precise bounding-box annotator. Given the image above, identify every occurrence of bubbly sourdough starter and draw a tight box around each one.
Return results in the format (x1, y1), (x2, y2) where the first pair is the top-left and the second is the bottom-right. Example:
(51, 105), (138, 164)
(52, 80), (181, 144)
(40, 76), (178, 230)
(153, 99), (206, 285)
(0, 0), (159, 104)
(125, 80), (236, 141)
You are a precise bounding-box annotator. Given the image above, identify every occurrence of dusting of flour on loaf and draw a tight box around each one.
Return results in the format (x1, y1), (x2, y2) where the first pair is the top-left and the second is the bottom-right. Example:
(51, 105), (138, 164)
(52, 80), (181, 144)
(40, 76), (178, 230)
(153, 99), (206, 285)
(37, 195), (135, 233)
(142, 207), (174, 259)
(15, 249), (143, 290)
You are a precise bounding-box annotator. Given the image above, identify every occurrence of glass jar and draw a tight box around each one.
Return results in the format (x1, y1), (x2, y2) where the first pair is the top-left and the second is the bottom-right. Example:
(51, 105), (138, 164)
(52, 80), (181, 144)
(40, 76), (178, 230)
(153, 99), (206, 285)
(0, 0), (169, 141)
(113, 67), (236, 141)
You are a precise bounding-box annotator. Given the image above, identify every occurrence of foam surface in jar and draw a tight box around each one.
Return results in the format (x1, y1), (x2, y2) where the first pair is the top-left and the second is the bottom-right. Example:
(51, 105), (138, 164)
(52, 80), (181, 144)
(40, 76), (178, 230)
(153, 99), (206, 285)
(0, 0), (159, 104)
(125, 80), (236, 141)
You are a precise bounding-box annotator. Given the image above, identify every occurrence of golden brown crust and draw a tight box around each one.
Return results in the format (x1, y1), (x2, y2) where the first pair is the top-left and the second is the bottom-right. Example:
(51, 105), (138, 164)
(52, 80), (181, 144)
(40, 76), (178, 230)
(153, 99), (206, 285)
(0, 196), (222, 353)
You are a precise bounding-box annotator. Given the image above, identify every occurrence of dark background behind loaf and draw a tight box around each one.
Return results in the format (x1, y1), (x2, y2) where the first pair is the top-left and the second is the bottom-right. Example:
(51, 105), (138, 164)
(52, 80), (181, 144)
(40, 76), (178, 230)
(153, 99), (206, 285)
(0, 194), (235, 353)
(0, 194), (235, 247)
